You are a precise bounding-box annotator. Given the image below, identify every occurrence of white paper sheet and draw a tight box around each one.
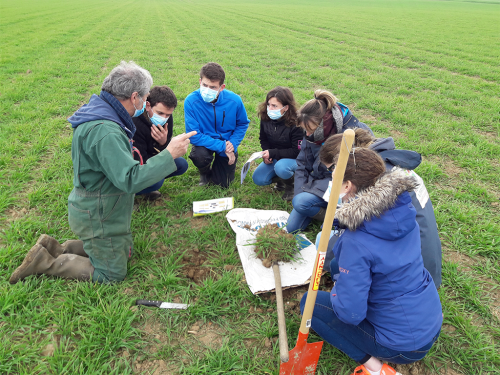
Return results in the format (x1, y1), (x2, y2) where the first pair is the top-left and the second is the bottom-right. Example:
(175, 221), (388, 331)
(226, 208), (317, 294)
(240, 151), (264, 184)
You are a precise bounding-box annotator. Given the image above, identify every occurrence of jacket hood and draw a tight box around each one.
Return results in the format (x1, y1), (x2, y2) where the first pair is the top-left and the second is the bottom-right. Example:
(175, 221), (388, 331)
(67, 94), (132, 136)
(336, 168), (419, 239)
(369, 137), (396, 152)
(369, 137), (421, 170)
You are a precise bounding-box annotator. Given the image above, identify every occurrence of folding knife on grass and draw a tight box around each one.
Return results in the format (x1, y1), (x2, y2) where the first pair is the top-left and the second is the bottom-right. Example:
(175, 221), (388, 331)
(136, 299), (190, 310)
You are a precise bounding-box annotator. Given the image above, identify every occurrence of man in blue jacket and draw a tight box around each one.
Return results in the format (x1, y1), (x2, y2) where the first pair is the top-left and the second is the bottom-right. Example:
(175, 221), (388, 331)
(184, 62), (250, 188)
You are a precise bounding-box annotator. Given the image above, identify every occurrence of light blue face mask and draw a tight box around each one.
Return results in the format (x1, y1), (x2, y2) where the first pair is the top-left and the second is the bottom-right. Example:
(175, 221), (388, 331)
(200, 86), (219, 103)
(133, 97), (146, 117)
(150, 112), (169, 126)
(267, 106), (286, 120)
(337, 193), (346, 207)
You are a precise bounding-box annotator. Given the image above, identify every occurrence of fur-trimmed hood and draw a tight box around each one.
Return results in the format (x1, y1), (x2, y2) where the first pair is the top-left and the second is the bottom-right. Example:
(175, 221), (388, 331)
(336, 168), (419, 236)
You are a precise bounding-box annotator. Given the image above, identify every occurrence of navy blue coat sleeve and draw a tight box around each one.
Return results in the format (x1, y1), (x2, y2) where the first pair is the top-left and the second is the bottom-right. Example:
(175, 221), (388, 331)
(331, 236), (373, 325)
(294, 137), (308, 196)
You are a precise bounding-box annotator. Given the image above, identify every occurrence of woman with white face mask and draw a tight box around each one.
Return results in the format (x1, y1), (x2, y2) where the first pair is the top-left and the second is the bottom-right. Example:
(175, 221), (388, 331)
(252, 87), (303, 201)
(300, 148), (442, 375)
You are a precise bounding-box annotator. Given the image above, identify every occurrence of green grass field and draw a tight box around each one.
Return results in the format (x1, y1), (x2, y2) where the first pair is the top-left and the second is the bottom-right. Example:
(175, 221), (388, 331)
(1, 0), (499, 373)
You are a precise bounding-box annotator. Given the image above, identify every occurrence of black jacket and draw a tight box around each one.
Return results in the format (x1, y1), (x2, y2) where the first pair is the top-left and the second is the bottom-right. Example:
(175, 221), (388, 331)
(259, 119), (304, 160)
(132, 112), (173, 164)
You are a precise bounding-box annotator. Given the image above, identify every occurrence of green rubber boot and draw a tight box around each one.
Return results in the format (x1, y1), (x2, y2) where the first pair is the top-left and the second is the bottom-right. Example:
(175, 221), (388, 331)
(9, 244), (94, 284)
(35, 234), (87, 258)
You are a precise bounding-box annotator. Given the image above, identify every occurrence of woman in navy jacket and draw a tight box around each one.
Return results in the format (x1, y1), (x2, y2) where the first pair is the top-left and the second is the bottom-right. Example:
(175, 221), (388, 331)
(286, 89), (372, 233)
(252, 87), (303, 201)
(300, 148), (442, 375)
(318, 129), (442, 288)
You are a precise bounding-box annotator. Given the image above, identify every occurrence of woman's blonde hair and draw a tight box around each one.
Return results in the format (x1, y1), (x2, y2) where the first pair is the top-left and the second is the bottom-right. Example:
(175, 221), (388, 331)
(297, 89), (338, 133)
(319, 128), (375, 166)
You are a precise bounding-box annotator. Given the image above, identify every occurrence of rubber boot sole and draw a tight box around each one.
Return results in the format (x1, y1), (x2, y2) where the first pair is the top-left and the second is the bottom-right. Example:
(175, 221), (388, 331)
(9, 244), (45, 284)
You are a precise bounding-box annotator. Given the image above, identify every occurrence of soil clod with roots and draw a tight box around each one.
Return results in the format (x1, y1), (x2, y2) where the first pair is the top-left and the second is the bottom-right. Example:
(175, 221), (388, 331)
(253, 224), (299, 268)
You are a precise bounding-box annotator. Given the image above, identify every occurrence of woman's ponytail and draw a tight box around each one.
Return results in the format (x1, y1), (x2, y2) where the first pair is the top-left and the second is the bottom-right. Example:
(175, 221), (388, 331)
(313, 89), (337, 111)
(298, 89), (339, 132)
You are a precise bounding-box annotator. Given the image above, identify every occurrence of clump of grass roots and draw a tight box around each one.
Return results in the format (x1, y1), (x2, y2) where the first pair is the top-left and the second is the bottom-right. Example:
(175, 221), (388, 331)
(253, 224), (299, 268)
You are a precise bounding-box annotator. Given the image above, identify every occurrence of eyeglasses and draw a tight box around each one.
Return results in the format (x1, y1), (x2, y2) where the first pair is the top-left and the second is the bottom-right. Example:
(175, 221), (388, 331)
(327, 164), (335, 173)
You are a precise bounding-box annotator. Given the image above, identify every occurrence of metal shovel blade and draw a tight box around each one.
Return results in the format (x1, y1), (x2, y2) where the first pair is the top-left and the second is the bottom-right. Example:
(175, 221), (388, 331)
(279, 331), (323, 375)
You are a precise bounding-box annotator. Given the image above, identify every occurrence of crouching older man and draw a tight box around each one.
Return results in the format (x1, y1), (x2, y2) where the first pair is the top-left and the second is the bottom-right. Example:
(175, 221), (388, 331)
(9, 61), (196, 284)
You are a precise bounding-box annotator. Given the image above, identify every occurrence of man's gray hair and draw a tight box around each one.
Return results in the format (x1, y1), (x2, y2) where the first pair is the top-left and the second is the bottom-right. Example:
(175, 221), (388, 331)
(101, 61), (153, 100)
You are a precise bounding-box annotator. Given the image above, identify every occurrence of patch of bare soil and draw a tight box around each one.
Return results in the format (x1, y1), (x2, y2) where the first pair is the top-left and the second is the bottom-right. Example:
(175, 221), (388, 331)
(475, 130), (499, 142)
(133, 358), (176, 375)
(180, 248), (213, 284)
(179, 210), (193, 219)
(254, 224), (297, 268)
(443, 250), (476, 271)
(5, 207), (29, 222)
(190, 216), (209, 230)
(390, 361), (466, 375)
(258, 277), (334, 316)
(155, 194), (172, 204)
(391, 362), (430, 375)
(141, 313), (170, 354)
(188, 321), (226, 350)
(490, 287), (500, 321)
(390, 129), (407, 139)
(153, 245), (169, 259)
(427, 156), (465, 181)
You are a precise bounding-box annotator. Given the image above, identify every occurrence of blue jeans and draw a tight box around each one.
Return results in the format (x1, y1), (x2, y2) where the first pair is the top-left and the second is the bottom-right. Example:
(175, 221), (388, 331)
(286, 192), (328, 233)
(252, 158), (298, 186)
(300, 292), (440, 364)
(137, 157), (189, 195)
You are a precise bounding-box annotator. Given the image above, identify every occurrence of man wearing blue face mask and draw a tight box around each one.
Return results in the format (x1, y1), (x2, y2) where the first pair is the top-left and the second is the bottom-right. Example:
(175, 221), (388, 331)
(184, 62), (250, 188)
(9, 61), (196, 285)
(132, 85), (189, 201)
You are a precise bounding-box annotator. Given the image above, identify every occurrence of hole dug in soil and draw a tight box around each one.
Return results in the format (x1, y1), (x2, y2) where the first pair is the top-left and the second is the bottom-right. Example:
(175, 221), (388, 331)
(180, 248), (213, 284)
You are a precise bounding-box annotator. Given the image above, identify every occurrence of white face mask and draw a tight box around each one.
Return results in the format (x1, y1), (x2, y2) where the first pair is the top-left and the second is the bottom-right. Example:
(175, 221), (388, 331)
(133, 97), (146, 117)
(337, 192), (346, 206)
(267, 106), (286, 120)
(150, 112), (169, 126)
(200, 86), (219, 103)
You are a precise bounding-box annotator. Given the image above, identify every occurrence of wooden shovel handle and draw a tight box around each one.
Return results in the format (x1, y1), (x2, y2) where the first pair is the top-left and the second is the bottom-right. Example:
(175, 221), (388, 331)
(299, 129), (355, 334)
(273, 262), (289, 362)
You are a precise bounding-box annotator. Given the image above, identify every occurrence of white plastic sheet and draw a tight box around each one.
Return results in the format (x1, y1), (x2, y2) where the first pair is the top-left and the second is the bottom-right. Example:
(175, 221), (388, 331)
(226, 208), (317, 294)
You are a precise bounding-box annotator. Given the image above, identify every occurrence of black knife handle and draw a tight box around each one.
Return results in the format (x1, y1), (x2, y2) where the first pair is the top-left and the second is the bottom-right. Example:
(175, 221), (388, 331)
(136, 299), (162, 307)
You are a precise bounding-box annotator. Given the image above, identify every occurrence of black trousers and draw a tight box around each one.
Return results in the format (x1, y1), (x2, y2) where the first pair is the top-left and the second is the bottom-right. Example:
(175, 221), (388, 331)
(189, 145), (238, 188)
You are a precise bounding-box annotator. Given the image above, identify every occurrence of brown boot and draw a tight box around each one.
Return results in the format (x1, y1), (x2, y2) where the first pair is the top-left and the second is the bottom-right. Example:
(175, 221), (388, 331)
(36, 234), (64, 257)
(9, 244), (94, 284)
(61, 240), (88, 257)
(36, 234), (87, 258)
